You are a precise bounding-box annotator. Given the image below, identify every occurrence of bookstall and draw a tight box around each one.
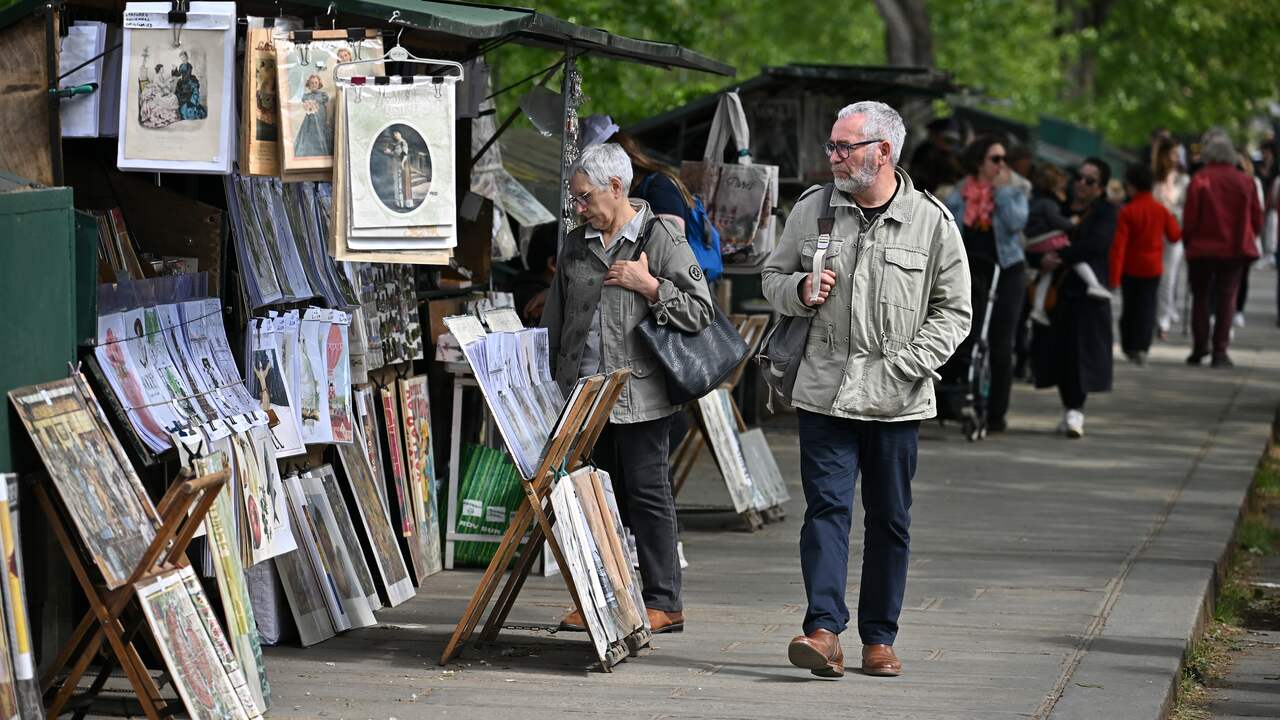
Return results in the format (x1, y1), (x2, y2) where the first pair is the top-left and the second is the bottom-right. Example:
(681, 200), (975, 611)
(0, 0), (732, 714)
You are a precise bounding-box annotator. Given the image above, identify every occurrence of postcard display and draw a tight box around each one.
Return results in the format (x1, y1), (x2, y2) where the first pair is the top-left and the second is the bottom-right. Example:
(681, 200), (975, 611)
(439, 314), (651, 672)
(6, 373), (251, 720)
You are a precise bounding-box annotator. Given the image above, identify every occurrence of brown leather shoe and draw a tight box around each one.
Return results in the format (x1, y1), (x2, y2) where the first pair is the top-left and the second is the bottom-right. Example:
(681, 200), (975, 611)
(646, 608), (684, 634)
(557, 609), (586, 632)
(787, 629), (844, 678)
(861, 644), (902, 676)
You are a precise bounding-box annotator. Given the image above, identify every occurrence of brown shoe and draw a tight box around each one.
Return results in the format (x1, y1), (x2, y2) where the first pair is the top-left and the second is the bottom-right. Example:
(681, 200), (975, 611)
(861, 644), (902, 676)
(557, 609), (586, 632)
(787, 629), (844, 678)
(646, 608), (684, 634)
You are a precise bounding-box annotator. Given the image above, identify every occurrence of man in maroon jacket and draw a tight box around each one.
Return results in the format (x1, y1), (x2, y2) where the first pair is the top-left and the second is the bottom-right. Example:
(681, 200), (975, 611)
(1183, 131), (1263, 367)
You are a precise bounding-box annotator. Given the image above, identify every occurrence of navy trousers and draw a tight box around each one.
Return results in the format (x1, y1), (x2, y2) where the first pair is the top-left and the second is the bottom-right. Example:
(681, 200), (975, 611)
(797, 409), (917, 645)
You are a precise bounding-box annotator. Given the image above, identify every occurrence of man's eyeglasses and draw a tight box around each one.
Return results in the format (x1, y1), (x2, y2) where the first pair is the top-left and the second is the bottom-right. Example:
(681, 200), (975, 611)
(823, 138), (883, 161)
(569, 188), (598, 208)
(987, 154), (1006, 165)
(1077, 176), (1099, 187)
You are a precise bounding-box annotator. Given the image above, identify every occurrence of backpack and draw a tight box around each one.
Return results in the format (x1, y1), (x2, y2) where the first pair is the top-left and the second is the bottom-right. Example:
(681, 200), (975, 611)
(638, 173), (723, 282)
(757, 183), (835, 410)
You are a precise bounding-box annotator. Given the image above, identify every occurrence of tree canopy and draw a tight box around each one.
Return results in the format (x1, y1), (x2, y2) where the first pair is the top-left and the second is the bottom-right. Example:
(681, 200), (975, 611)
(492, 0), (1280, 146)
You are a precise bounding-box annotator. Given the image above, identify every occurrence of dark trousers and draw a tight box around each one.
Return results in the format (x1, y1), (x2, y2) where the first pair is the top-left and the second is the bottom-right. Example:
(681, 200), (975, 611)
(1188, 258), (1247, 357)
(593, 416), (681, 612)
(962, 259), (1026, 426)
(1056, 305), (1088, 411)
(1119, 275), (1161, 354)
(796, 409), (917, 645)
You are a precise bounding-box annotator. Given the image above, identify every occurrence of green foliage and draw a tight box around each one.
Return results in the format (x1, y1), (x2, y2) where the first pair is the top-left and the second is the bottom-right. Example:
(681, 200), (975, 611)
(486, 1), (1279, 147)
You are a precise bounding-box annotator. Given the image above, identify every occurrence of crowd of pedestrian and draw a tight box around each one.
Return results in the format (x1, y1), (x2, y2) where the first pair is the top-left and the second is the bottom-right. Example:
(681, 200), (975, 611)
(910, 121), (1274, 438)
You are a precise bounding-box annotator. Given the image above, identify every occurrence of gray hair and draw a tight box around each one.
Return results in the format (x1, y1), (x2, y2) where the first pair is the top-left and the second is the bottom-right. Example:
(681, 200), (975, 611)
(570, 142), (633, 190)
(1200, 129), (1236, 165)
(837, 101), (907, 165)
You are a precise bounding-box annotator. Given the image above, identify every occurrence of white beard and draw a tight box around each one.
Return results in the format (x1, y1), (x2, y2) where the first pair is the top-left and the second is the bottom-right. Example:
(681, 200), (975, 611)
(833, 153), (880, 194)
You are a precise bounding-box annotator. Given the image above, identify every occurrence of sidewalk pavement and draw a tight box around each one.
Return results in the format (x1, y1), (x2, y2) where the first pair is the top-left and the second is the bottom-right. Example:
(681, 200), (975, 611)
(262, 276), (1280, 719)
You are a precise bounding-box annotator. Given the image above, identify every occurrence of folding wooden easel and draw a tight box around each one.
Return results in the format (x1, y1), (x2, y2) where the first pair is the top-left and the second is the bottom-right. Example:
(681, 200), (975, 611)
(670, 314), (785, 527)
(36, 467), (228, 719)
(441, 369), (649, 671)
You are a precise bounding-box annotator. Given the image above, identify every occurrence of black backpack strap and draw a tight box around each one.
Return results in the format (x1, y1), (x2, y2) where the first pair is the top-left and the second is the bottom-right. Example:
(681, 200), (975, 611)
(816, 182), (837, 236)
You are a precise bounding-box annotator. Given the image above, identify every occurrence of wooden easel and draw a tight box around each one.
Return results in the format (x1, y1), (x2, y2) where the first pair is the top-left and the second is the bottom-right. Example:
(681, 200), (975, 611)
(441, 369), (648, 671)
(36, 467), (228, 719)
(670, 314), (785, 528)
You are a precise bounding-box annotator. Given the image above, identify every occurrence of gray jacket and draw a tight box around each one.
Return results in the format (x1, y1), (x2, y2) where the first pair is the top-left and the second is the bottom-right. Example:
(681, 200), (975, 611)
(761, 169), (972, 421)
(543, 201), (715, 424)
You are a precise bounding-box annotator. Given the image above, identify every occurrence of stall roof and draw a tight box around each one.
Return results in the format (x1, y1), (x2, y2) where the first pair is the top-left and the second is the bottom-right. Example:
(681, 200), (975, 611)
(627, 63), (959, 136)
(287, 0), (735, 75)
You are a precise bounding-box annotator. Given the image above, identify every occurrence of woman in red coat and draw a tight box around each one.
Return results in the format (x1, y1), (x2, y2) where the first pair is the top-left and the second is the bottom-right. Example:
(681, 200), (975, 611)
(1182, 132), (1263, 367)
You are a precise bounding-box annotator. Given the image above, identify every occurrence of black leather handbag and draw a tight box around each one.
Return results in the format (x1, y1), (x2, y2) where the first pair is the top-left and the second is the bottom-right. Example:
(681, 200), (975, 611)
(631, 218), (748, 405)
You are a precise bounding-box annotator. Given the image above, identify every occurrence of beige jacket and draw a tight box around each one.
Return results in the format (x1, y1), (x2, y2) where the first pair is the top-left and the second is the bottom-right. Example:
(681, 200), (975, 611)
(761, 169), (972, 421)
(542, 201), (715, 424)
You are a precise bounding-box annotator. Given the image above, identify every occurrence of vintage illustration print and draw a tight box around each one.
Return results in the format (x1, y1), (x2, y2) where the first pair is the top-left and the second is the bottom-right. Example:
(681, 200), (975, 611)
(122, 27), (224, 163)
(371, 123), (431, 213)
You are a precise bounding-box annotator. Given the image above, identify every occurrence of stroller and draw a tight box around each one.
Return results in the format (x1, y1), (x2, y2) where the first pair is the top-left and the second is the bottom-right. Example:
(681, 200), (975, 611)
(935, 262), (1001, 442)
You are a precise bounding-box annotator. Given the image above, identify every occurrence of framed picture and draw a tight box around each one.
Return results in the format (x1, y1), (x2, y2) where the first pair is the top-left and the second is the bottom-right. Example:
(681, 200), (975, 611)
(135, 569), (251, 720)
(8, 376), (159, 588)
(314, 465), (381, 611)
(299, 473), (374, 627)
(336, 443), (413, 607)
(399, 376), (442, 578)
(117, 2), (236, 174)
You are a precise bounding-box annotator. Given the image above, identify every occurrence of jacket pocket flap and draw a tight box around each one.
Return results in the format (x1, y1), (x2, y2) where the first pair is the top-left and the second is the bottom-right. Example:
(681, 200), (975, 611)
(801, 235), (847, 259)
(884, 246), (928, 270)
(629, 355), (661, 378)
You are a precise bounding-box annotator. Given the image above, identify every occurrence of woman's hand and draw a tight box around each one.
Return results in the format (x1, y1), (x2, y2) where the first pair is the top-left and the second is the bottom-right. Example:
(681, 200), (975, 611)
(605, 252), (660, 303)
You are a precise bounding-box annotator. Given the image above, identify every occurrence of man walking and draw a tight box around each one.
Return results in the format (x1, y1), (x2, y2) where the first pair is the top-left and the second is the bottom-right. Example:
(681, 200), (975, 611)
(1182, 131), (1263, 367)
(761, 102), (971, 678)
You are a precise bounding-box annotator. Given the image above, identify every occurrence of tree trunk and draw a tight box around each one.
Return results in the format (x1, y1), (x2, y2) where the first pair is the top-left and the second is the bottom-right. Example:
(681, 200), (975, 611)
(874, 0), (934, 67)
(1059, 0), (1117, 102)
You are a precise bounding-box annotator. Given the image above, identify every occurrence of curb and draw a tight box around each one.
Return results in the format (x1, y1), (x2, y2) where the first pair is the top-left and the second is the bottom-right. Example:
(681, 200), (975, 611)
(1047, 388), (1273, 719)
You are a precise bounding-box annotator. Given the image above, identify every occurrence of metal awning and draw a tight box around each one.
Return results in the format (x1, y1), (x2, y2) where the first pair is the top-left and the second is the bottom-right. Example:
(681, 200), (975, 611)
(284, 0), (735, 75)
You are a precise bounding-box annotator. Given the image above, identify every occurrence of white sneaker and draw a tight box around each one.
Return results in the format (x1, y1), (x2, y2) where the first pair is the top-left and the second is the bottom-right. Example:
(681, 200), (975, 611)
(1233, 312), (1246, 328)
(1064, 409), (1084, 439)
(1031, 307), (1051, 326)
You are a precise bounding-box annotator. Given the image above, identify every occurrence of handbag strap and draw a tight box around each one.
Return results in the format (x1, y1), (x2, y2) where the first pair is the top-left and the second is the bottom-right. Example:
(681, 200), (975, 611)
(702, 91), (752, 165)
(629, 215), (669, 263)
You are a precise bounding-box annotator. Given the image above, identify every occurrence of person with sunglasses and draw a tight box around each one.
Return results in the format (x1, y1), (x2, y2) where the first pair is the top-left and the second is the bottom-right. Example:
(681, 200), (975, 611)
(541, 143), (714, 635)
(1028, 157), (1117, 438)
(941, 136), (1029, 434)
(762, 101), (971, 679)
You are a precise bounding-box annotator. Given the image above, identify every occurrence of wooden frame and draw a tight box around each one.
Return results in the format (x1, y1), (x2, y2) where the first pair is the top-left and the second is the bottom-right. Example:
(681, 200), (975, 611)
(440, 369), (648, 672)
(36, 467), (228, 719)
(670, 314), (785, 528)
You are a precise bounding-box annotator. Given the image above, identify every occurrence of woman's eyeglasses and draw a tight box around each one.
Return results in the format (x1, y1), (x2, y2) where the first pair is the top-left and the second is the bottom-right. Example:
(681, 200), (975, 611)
(569, 188), (598, 208)
(823, 138), (882, 161)
(987, 154), (1006, 165)
(1077, 176), (1099, 187)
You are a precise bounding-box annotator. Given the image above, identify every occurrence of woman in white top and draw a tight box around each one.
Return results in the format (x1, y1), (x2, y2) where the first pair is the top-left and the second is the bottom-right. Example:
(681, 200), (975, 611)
(1152, 137), (1190, 338)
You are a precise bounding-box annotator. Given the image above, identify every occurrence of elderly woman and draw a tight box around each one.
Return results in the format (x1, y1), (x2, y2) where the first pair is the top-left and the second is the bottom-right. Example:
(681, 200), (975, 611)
(542, 143), (714, 634)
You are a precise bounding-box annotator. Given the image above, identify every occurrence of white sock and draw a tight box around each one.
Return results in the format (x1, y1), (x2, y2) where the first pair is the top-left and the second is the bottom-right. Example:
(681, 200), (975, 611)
(1075, 264), (1110, 298)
